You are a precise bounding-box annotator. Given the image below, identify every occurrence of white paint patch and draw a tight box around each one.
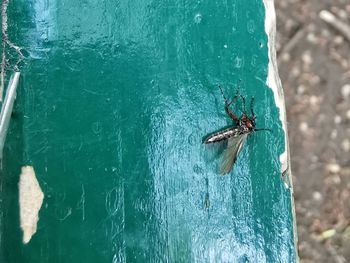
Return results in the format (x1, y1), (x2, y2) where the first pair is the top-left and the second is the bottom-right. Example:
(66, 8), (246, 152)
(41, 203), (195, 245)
(262, 0), (290, 177)
(19, 166), (44, 244)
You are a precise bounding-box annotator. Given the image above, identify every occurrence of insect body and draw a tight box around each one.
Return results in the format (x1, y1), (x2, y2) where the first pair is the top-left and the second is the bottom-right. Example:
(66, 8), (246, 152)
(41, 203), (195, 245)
(204, 87), (269, 175)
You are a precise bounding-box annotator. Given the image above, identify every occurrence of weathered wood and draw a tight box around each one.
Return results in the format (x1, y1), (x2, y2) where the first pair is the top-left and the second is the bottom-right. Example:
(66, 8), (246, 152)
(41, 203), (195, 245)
(0, 0), (297, 262)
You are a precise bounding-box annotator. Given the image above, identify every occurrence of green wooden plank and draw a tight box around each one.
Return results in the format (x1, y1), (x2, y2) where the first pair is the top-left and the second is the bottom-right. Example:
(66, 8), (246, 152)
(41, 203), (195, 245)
(1, 0), (297, 262)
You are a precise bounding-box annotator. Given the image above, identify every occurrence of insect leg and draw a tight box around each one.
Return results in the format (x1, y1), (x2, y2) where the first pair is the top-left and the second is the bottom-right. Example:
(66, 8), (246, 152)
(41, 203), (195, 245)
(227, 93), (239, 107)
(219, 85), (229, 103)
(250, 96), (256, 119)
(219, 86), (240, 105)
(226, 107), (239, 121)
(219, 86), (239, 121)
(240, 95), (247, 115)
(226, 95), (240, 121)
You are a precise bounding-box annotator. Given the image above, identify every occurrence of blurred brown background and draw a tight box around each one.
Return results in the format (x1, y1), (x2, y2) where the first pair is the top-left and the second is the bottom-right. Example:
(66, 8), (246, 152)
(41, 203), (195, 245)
(275, 1), (350, 262)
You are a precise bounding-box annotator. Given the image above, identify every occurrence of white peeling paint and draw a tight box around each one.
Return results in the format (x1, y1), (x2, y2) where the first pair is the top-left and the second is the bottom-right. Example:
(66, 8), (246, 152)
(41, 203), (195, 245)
(19, 166), (44, 244)
(262, 0), (290, 178)
(262, 1), (298, 261)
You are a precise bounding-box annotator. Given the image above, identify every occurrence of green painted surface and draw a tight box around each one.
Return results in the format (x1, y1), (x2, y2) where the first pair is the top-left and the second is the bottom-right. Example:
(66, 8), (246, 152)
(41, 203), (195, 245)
(1, 0), (296, 262)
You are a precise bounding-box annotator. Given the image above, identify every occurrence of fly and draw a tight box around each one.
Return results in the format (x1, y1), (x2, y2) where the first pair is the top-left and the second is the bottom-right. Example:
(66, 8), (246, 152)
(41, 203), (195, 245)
(204, 86), (270, 175)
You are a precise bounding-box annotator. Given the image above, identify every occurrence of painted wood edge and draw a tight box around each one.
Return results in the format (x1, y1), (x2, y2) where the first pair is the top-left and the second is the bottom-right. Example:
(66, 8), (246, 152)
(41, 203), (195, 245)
(262, 0), (299, 261)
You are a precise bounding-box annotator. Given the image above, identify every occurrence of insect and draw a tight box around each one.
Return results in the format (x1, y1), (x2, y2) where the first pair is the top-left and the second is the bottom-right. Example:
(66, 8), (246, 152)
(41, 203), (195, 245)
(204, 86), (270, 175)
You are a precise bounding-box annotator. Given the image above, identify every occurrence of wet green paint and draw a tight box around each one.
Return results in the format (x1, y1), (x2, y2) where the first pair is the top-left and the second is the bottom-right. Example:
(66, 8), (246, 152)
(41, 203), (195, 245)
(1, 0), (296, 262)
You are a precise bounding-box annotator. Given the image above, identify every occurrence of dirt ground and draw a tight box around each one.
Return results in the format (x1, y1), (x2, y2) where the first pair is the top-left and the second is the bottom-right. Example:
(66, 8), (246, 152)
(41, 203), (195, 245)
(275, 1), (350, 262)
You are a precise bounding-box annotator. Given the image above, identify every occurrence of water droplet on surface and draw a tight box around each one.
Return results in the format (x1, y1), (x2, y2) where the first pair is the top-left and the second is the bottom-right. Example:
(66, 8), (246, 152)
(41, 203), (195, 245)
(247, 20), (255, 34)
(188, 133), (197, 145)
(251, 55), (257, 66)
(92, 122), (102, 134)
(194, 13), (202, 24)
(234, 56), (243, 68)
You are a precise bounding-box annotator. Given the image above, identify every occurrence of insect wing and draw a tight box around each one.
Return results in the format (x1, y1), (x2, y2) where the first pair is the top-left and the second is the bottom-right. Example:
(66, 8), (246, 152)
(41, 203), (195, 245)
(220, 134), (248, 175)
